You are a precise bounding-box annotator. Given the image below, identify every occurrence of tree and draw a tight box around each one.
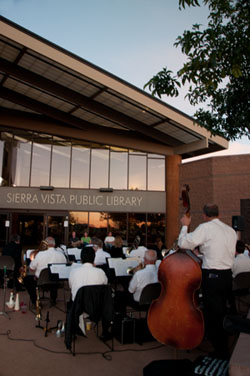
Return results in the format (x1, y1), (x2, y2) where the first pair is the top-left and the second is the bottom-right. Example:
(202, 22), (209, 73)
(144, 0), (250, 141)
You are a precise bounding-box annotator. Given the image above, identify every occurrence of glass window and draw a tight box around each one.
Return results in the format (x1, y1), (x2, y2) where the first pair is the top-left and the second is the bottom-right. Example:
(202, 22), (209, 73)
(129, 155), (146, 190)
(90, 149), (109, 188)
(110, 151), (128, 189)
(107, 212), (127, 241)
(148, 158), (165, 191)
(128, 213), (146, 245)
(12, 136), (31, 186)
(0, 139), (4, 186)
(147, 213), (165, 247)
(69, 212), (89, 240)
(47, 215), (64, 244)
(71, 145), (90, 188)
(31, 140), (51, 187)
(0, 132), (13, 186)
(89, 212), (108, 239)
(51, 142), (71, 187)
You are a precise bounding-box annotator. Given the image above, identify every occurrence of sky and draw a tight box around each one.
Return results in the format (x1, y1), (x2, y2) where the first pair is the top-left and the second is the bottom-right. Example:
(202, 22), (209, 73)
(1, 0), (249, 160)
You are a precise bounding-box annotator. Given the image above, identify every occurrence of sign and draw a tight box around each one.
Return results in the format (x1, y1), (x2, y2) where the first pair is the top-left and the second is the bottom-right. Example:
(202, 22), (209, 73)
(0, 187), (165, 213)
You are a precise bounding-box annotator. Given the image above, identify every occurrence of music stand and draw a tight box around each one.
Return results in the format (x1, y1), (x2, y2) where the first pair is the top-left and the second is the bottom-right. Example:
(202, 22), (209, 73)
(0, 256), (15, 320)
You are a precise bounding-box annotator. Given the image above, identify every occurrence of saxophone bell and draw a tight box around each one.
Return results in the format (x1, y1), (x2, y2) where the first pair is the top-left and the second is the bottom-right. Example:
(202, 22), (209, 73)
(126, 262), (144, 275)
(18, 265), (27, 284)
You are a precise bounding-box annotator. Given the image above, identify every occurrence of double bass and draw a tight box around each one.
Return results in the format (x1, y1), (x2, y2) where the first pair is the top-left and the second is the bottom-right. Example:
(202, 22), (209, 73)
(147, 184), (204, 349)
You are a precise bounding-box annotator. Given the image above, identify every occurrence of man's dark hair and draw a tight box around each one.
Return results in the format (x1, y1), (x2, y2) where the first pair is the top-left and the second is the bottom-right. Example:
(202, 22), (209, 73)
(81, 246), (95, 264)
(203, 204), (219, 218)
(236, 240), (245, 254)
(10, 234), (20, 243)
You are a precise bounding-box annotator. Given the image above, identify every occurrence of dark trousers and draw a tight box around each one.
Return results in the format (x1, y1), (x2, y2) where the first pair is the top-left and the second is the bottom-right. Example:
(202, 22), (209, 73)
(23, 275), (57, 305)
(201, 268), (232, 358)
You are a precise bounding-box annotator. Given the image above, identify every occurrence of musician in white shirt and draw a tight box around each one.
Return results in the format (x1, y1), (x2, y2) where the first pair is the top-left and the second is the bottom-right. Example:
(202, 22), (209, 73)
(232, 240), (250, 278)
(92, 238), (111, 266)
(128, 249), (158, 302)
(68, 246), (107, 301)
(178, 204), (237, 359)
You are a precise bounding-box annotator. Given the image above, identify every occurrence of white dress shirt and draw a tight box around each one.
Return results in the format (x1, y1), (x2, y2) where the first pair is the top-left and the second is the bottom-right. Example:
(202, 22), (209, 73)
(128, 264), (158, 302)
(232, 253), (250, 277)
(178, 218), (237, 270)
(29, 247), (67, 278)
(94, 248), (111, 265)
(68, 263), (108, 300)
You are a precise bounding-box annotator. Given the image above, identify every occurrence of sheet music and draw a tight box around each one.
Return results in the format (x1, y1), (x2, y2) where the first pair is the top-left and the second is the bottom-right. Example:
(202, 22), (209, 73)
(107, 257), (122, 269)
(67, 247), (81, 260)
(111, 257), (140, 276)
(26, 249), (35, 259)
(49, 263), (71, 279)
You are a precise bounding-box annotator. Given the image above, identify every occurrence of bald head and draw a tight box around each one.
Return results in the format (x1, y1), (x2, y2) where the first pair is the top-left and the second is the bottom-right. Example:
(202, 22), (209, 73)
(144, 249), (157, 265)
(45, 236), (55, 248)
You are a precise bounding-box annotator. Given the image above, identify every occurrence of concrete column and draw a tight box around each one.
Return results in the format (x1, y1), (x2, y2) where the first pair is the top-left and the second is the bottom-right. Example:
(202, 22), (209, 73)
(165, 155), (182, 248)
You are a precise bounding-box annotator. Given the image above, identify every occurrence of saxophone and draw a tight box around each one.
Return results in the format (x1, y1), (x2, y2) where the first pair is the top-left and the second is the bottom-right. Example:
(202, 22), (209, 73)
(18, 264), (27, 284)
(29, 240), (49, 260)
(35, 287), (42, 321)
(126, 235), (141, 256)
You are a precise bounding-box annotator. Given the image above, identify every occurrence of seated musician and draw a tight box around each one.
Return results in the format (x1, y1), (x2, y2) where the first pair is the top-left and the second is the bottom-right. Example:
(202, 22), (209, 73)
(68, 246), (108, 301)
(115, 249), (158, 315)
(92, 238), (111, 266)
(127, 235), (147, 259)
(232, 240), (250, 278)
(68, 246), (112, 341)
(153, 236), (166, 260)
(128, 249), (158, 303)
(110, 235), (126, 259)
(23, 236), (67, 306)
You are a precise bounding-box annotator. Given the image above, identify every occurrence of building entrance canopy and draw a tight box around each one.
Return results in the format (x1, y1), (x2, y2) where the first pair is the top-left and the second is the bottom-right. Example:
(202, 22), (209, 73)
(0, 16), (227, 159)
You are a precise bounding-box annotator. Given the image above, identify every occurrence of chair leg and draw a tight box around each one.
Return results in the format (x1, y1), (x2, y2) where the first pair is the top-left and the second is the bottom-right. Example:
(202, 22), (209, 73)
(72, 335), (76, 356)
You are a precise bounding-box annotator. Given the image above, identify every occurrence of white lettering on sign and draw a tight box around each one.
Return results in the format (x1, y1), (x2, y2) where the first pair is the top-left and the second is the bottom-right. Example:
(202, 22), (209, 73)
(7, 192), (39, 204)
(5, 192), (143, 208)
(106, 196), (142, 206)
(69, 195), (104, 206)
(41, 194), (67, 205)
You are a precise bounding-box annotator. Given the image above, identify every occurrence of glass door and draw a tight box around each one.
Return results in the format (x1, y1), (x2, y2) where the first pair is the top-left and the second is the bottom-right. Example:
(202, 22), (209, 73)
(0, 213), (9, 251)
(46, 215), (67, 246)
(11, 213), (44, 251)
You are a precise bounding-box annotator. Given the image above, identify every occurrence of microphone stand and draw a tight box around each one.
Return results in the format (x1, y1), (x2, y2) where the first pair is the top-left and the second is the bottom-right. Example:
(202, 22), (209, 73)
(0, 266), (11, 320)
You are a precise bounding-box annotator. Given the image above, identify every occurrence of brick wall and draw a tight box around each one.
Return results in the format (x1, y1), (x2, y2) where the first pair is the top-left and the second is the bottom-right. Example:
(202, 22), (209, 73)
(180, 154), (250, 238)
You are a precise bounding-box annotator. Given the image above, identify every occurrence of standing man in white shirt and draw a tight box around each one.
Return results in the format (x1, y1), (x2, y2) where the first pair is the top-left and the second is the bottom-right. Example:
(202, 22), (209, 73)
(178, 204), (237, 359)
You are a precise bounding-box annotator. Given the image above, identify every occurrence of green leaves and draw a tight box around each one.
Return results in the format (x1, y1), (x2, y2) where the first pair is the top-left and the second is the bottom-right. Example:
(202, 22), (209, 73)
(144, 68), (181, 98)
(144, 0), (250, 140)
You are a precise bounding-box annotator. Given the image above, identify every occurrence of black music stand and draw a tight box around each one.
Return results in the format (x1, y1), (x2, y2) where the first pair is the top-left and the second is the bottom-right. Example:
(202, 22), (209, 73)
(36, 310), (57, 337)
(0, 256), (15, 320)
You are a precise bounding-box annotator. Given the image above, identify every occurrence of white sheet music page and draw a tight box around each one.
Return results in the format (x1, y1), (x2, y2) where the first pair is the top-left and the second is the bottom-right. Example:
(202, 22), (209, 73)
(50, 264), (70, 279)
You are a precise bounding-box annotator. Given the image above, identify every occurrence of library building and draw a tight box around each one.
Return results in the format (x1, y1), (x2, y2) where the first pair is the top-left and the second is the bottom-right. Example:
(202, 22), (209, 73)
(0, 16), (227, 250)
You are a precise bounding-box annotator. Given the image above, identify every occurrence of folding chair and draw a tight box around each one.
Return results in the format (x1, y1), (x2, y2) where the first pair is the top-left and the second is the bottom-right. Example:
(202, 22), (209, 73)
(65, 284), (114, 355)
(232, 271), (250, 314)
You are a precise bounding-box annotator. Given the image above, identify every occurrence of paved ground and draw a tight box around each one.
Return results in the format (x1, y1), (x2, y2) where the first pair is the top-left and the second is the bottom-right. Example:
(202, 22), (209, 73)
(0, 286), (214, 376)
